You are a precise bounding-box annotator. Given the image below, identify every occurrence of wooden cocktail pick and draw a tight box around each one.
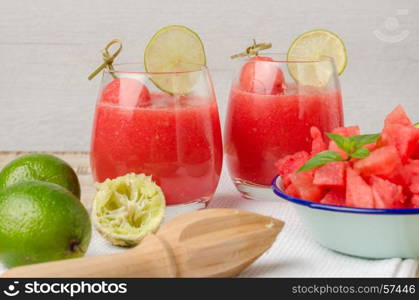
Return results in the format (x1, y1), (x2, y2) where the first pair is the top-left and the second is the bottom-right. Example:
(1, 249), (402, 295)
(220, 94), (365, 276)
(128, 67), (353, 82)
(2, 208), (284, 278)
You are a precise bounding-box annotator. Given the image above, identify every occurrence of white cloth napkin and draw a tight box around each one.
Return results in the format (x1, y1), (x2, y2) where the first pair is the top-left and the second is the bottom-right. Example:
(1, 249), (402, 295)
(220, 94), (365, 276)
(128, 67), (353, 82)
(208, 170), (418, 277)
(0, 169), (417, 277)
(209, 195), (418, 277)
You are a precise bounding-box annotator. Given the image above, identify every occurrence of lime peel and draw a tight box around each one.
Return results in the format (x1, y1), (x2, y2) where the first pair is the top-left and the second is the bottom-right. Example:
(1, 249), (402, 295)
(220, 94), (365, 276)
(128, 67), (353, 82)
(92, 173), (165, 247)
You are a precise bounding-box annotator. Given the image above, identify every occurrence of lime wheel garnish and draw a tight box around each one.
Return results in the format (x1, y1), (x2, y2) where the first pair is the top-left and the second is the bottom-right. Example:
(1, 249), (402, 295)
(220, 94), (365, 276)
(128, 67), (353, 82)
(287, 29), (347, 86)
(144, 25), (206, 94)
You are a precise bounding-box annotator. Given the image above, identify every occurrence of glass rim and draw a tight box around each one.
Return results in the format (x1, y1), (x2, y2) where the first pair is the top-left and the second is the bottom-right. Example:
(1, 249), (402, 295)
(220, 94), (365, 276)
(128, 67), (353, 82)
(103, 62), (208, 75)
(237, 53), (335, 64)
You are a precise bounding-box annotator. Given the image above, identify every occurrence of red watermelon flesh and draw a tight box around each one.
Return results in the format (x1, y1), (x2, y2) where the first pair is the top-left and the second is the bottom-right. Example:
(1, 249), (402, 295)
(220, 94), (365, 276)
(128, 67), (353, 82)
(411, 195), (419, 208)
(310, 126), (327, 156)
(381, 164), (410, 194)
(320, 189), (345, 206)
(353, 145), (401, 176)
(284, 184), (300, 198)
(398, 160), (419, 188)
(384, 105), (413, 127)
(275, 151), (310, 187)
(410, 175), (419, 194)
(346, 167), (374, 208)
(412, 142), (419, 159)
(370, 176), (405, 209)
(381, 124), (419, 162)
(405, 160), (419, 177)
(101, 78), (151, 107)
(281, 175), (292, 187)
(332, 126), (360, 137)
(289, 171), (324, 202)
(239, 56), (285, 95)
(313, 161), (346, 187)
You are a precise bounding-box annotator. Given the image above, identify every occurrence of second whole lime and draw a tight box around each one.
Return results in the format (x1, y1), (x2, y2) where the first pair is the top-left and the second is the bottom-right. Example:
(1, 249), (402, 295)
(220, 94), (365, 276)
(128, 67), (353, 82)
(0, 181), (91, 268)
(0, 153), (81, 198)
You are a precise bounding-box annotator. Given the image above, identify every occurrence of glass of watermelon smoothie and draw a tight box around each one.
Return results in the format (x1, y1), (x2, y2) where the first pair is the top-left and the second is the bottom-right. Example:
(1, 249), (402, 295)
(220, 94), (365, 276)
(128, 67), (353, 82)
(225, 55), (343, 199)
(90, 63), (223, 211)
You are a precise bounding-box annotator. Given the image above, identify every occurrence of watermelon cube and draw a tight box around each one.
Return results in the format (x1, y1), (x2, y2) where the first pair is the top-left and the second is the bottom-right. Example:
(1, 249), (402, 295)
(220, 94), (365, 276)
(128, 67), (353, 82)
(310, 126), (327, 156)
(411, 195), (419, 208)
(370, 176), (405, 209)
(405, 160), (419, 177)
(412, 142), (419, 159)
(353, 145), (401, 176)
(275, 151), (310, 186)
(313, 161), (346, 187)
(398, 160), (419, 189)
(332, 126), (360, 137)
(320, 189), (345, 206)
(384, 105), (413, 127)
(289, 171), (324, 202)
(346, 167), (374, 208)
(381, 164), (410, 193)
(284, 183), (300, 198)
(409, 175), (419, 194)
(381, 124), (419, 162)
(281, 175), (292, 188)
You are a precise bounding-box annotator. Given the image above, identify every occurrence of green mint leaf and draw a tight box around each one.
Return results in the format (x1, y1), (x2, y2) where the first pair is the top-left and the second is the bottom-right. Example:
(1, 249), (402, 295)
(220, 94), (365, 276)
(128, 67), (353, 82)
(349, 134), (381, 148)
(350, 147), (370, 159)
(326, 133), (355, 154)
(298, 150), (345, 172)
(415, 122), (419, 128)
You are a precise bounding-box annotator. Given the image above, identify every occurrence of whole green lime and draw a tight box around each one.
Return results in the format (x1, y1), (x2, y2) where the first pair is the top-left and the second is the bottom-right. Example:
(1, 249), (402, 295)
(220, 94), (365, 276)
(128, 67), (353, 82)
(0, 153), (80, 198)
(0, 181), (91, 268)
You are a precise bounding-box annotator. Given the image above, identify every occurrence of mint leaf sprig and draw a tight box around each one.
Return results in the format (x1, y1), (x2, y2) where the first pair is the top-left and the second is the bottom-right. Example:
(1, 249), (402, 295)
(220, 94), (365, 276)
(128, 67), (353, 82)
(298, 133), (381, 172)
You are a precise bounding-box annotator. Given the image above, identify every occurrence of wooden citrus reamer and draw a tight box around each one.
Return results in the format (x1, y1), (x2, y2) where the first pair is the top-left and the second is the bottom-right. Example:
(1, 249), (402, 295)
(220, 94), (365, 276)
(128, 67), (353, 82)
(3, 209), (284, 278)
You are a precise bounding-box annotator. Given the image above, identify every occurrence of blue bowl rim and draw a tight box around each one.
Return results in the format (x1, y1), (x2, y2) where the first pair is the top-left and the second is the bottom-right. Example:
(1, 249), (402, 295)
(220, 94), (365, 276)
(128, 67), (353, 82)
(271, 175), (419, 215)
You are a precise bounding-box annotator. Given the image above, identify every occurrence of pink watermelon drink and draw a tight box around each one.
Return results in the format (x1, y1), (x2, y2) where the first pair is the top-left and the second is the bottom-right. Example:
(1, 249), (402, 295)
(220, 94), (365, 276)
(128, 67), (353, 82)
(91, 75), (223, 206)
(225, 57), (343, 189)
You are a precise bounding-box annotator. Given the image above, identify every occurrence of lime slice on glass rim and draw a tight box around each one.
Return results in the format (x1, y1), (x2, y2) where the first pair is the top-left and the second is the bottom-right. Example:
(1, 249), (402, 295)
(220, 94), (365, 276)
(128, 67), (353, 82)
(92, 173), (166, 247)
(144, 25), (206, 94)
(287, 29), (347, 87)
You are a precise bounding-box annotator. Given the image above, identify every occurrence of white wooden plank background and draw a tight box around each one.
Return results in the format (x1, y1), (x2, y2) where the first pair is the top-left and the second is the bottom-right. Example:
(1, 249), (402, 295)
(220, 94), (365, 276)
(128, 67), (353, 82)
(0, 0), (418, 150)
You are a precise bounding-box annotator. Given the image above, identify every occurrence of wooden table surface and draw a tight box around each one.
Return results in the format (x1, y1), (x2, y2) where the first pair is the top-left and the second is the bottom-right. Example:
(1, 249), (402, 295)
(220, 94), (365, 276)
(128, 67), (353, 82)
(0, 151), (417, 277)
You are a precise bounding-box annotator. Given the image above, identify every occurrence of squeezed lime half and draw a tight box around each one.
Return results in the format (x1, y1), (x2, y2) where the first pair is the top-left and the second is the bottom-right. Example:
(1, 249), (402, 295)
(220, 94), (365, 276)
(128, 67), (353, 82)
(92, 173), (166, 247)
